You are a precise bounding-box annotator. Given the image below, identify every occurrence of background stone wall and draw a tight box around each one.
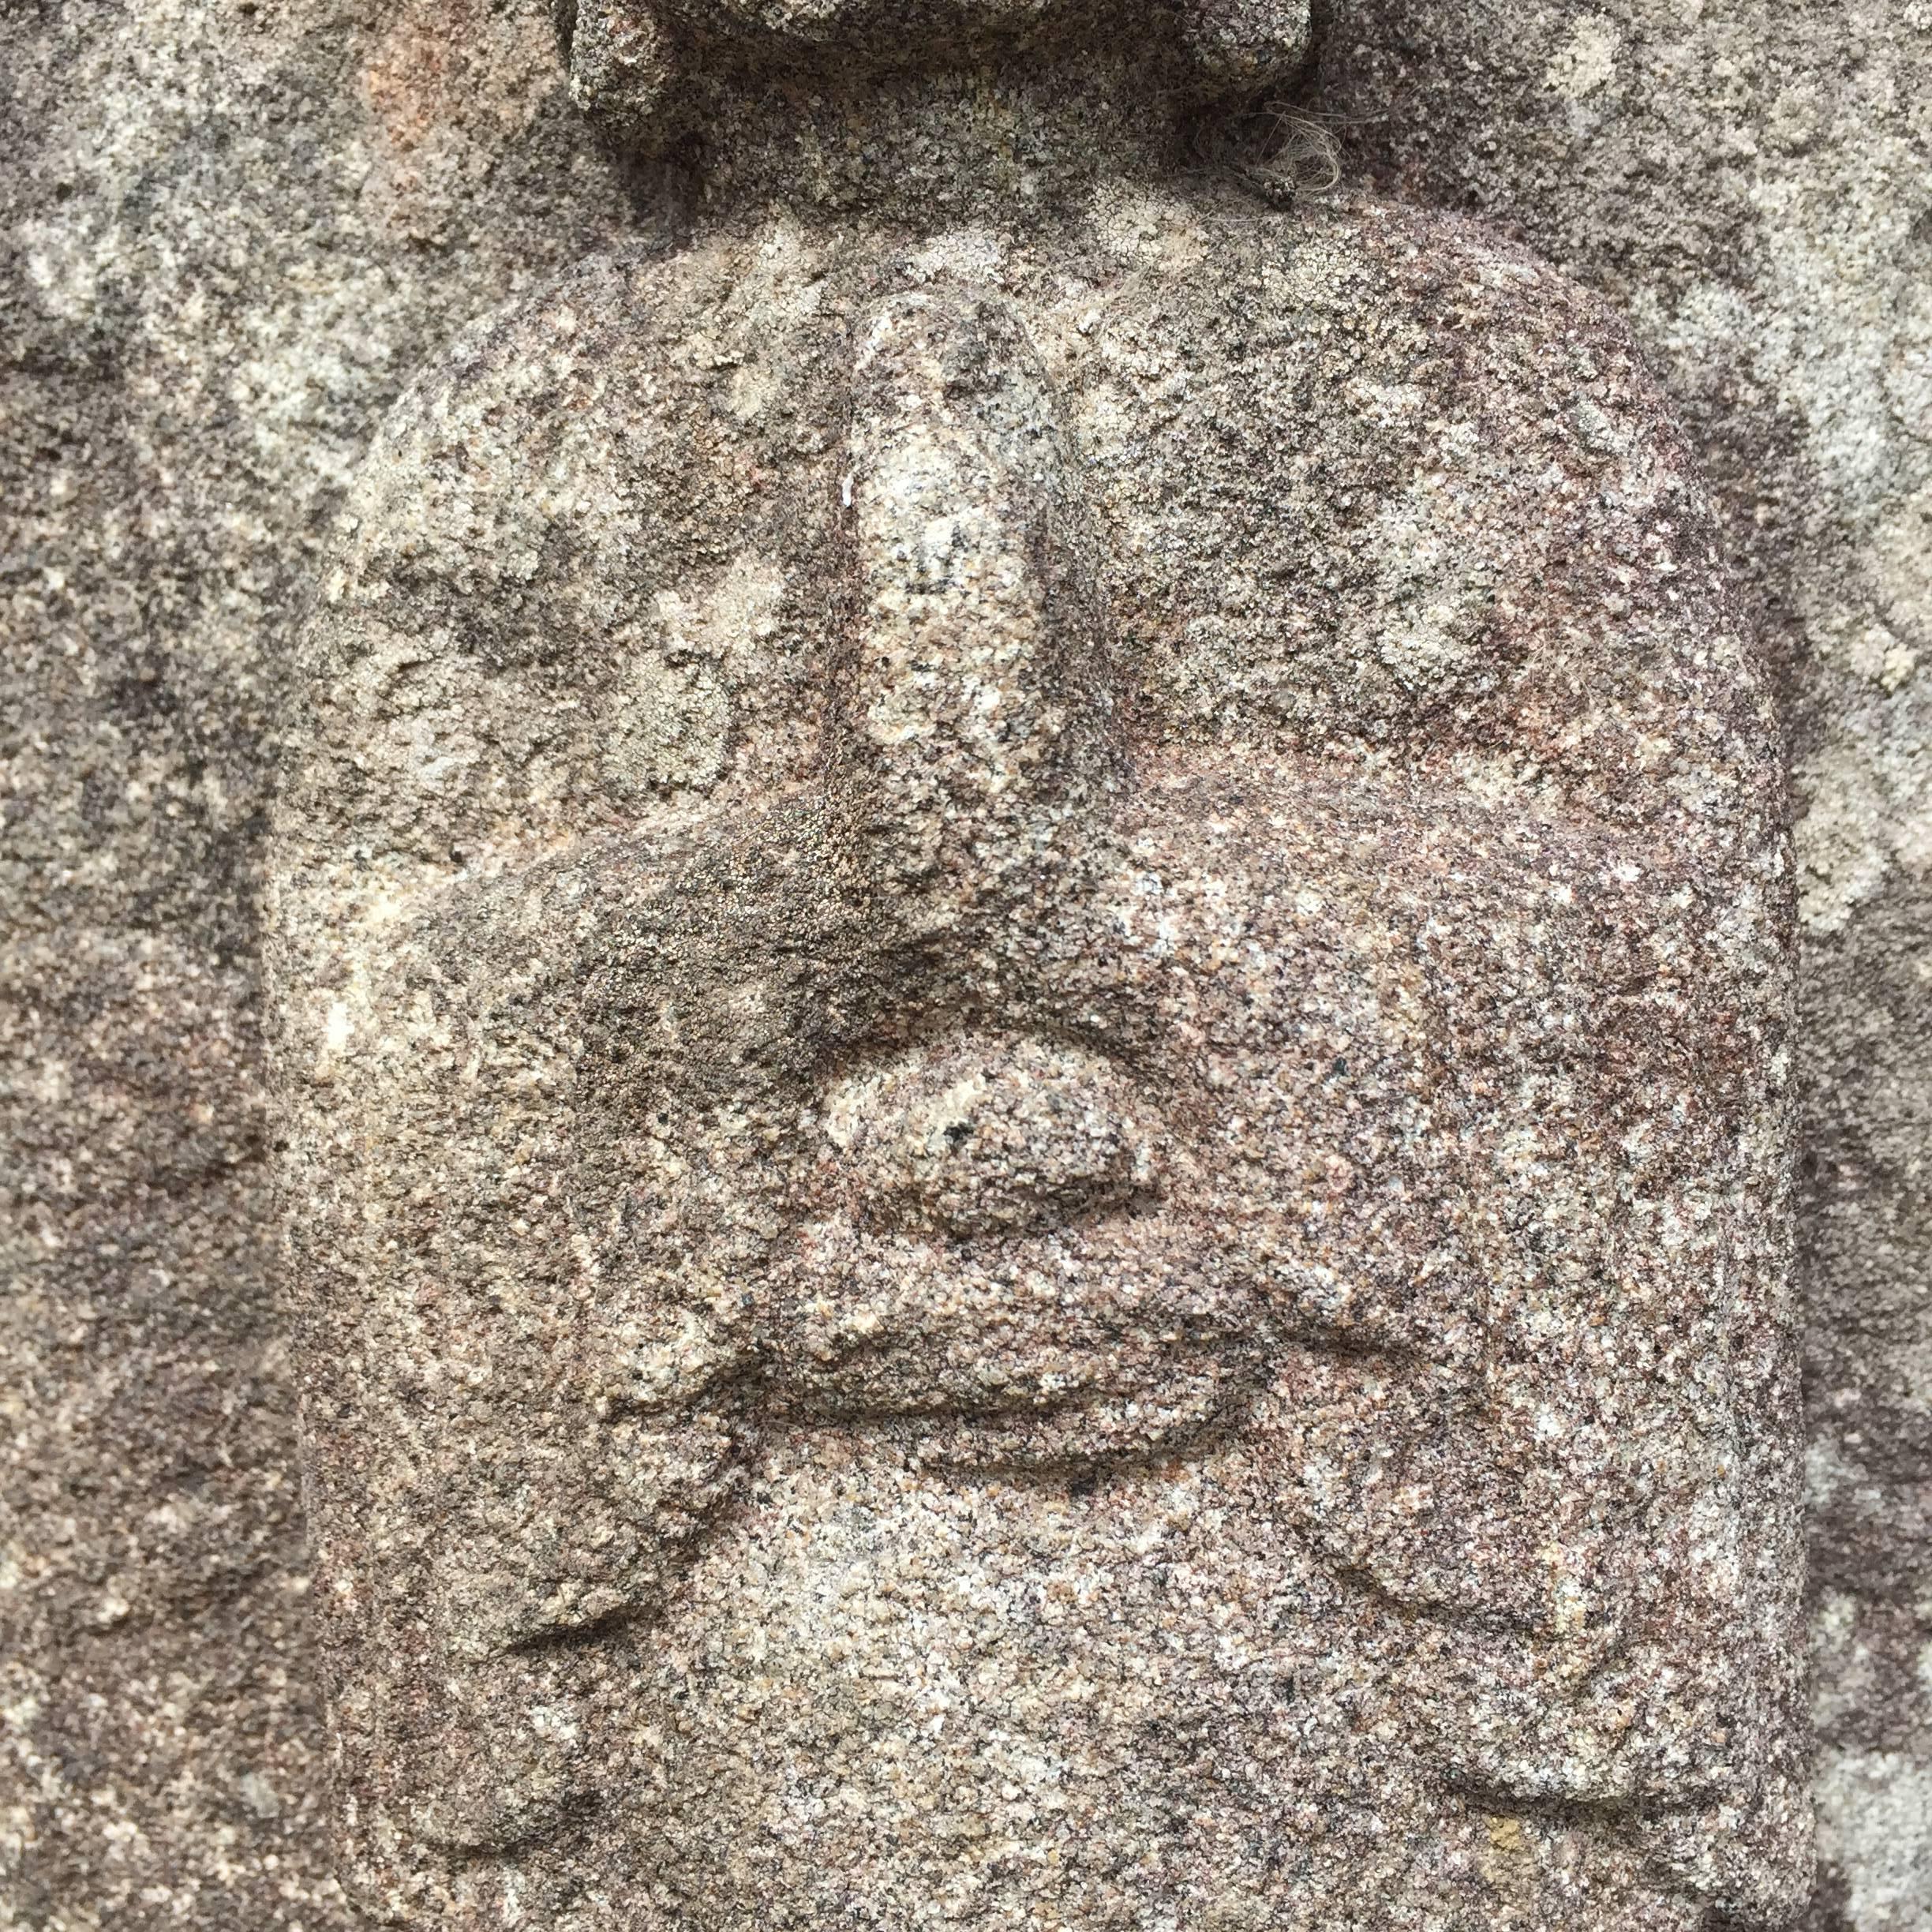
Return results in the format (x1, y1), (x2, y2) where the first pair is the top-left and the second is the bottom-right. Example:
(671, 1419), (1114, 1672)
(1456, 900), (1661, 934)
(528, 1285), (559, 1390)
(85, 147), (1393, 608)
(2, 2), (1926, 1926)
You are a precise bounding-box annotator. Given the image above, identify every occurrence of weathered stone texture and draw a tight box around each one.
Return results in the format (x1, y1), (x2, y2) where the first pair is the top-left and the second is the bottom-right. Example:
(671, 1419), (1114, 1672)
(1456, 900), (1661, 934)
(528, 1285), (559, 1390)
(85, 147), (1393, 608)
(270, 144), (1804, 1918)
(4, 0), (1928, 1927)
(1317, 11), (1932, 1923)
(2, 5), (644, 1926)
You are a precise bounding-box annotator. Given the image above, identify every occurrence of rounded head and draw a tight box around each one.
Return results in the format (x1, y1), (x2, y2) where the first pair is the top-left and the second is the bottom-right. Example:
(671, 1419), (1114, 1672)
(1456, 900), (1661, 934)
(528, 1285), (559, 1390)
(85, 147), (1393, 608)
(556, 0), (1314, 148)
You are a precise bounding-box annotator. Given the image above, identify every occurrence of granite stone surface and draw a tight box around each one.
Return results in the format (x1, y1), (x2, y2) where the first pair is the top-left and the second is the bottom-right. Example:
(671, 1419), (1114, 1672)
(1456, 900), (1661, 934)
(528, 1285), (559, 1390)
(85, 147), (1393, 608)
(269, 5), (1803, 1924)
(1319, 14), (1932, 1923)
(2, 6), (642, 1926)
(2, 1), (1926, 1927)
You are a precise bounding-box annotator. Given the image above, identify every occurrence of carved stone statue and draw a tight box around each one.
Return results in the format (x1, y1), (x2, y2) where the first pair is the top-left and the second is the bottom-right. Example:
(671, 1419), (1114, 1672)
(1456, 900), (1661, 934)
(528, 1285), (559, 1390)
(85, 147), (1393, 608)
(268, 3), (1810, 1924)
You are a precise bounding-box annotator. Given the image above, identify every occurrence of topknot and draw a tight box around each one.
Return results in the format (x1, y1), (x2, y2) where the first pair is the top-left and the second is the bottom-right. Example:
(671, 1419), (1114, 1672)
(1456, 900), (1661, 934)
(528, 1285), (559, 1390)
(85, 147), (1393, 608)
(556, 0), (1314, 151)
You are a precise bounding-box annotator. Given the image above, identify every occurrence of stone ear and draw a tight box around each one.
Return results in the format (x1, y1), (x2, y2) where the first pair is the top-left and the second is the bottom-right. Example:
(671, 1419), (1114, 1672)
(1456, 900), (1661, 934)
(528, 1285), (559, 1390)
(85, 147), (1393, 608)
(562, 0), (673, 148)
(1180, 0), (1312, 88)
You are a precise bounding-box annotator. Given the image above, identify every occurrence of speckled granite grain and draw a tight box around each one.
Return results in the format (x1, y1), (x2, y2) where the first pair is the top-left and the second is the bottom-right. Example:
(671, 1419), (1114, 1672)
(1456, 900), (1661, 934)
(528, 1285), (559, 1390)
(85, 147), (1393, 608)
(269, 6), (1807, 1924)
(7, 1), (1928, 1927)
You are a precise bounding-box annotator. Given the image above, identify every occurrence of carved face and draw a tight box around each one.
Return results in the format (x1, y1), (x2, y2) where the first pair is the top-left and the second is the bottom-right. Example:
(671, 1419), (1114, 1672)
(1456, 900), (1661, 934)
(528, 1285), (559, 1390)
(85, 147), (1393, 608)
(272, 196), (1803, 1923)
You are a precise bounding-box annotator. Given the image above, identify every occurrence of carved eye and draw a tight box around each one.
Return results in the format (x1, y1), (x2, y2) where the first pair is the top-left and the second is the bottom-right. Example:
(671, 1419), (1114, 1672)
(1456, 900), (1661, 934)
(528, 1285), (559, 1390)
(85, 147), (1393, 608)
(819, 1034), (1157, 1239)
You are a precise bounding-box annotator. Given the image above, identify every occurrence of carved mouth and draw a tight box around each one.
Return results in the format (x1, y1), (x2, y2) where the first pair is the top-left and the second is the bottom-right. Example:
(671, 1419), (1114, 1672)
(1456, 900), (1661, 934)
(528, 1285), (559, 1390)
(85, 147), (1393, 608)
(769, 1332), (1267, 1476)
(766, 1192), (1272, 1463)
(814, 1028), (1162, 1238)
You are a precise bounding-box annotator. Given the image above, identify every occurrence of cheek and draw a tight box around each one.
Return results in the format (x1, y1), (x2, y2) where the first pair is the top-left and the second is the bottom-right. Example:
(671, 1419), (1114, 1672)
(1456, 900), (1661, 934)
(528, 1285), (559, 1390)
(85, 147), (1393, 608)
(1123, 838), (1722, 1365)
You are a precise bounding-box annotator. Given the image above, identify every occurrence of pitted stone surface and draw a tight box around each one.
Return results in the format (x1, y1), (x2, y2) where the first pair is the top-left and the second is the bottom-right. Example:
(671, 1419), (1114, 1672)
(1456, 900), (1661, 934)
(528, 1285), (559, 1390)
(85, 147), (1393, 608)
(1316, 14), (1932, 1923)
(30, 0), (1930, 1926)
(1, 4), (643, 1926)
(269, 16), (1807, 1919)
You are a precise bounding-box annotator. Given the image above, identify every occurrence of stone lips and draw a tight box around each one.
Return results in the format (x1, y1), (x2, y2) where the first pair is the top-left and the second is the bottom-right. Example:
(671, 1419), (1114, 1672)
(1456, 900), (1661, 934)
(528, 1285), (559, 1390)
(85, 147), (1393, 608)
(268, 185), (1804, 1926)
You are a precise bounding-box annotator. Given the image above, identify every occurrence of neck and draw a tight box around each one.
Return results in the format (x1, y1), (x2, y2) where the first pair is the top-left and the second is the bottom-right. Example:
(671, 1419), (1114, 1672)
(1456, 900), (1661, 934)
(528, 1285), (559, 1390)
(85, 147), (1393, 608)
(680, 46), (1193, 232)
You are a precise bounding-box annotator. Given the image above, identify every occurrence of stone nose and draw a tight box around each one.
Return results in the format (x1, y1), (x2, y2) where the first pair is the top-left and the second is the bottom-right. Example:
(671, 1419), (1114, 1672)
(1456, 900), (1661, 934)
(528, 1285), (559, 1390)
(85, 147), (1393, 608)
(829, 288), (1125, 922)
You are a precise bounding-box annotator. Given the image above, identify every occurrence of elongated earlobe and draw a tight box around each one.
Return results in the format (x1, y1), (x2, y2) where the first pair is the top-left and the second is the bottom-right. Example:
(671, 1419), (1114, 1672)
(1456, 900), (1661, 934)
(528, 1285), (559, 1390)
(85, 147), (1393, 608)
(565, 0), (674, 148)
(1181, 0), (1312, 87)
